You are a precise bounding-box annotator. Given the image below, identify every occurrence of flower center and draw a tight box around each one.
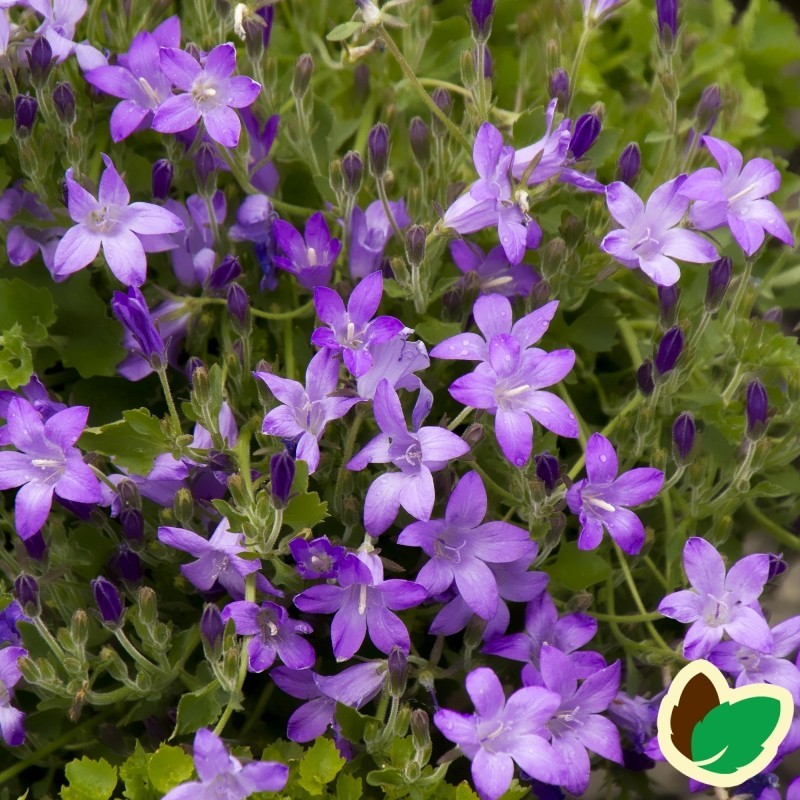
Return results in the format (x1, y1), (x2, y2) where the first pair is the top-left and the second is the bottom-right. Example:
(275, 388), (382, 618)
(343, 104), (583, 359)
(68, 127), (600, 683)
(307, 247), (318, 266)
(433, 533), (467, 563)
(631, 228), (661, 257)
(297, 396), (326, 435)
(87, 205), (115, 233)
(256, 608), (280, 639)
(310, 553), (332, 573)
(192, 77), (219, 110)
(728, 181), (759, 205)
(31, 457), (63, 469)
(495, 381), (530, 411)
(138, 76), (161, 107)
(403, 442), (422, 466)
(358, 584), (368, 615)
(586, 496), (616, 513)
(703, 594), (730, 627)
(740, 650), (761, 671)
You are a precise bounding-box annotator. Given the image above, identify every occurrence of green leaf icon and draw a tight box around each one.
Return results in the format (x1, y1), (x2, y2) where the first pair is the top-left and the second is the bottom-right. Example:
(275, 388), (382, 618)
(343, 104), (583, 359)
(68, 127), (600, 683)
(690, 696), (783, 775)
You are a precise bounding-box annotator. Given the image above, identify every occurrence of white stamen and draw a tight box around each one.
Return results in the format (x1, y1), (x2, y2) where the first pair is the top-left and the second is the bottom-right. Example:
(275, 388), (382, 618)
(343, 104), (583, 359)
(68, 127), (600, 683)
(307, 247), (318, 266)
(138, 77), (161, 106)
(358, 584), (368, 615)
(504, 384), (530, 398)
(588, 497), (616, 513)
(31, 458), (62, 469)
(233, 3), (248, 39)
(728, 182), (759, 204)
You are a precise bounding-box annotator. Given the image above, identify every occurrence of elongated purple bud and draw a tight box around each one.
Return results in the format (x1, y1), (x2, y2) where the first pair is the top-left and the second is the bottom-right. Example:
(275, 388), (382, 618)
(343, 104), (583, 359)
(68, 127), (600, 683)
(14, 574), (40, 617)
(111, 287), (166, 370)
(208, 255), (242, 291)
(292, 54), (314, 100)
(92, 577), (123, 626)
(672, 412), (695, 463)
(569, 113), (601, 159)
(151, 159), (174, 201)
(617, 142), (641, 186)
(470, 0), (493, 38)
(111, 546), (143, 583)
(227, 283), (251, 337)
(548, 67), (570, 111)
(52, 81), (76, 126)
(657, 0), (678, 47)
(431, 88), (452, 138)
(194, 142), (217, 190)
(654, 326), (683, 376)
(201, 604), (224, 652)
(637, 360), (655, 396)
(705, 256), (732, 312)
(14, 94), (38, 138)
(657, 284), (679, 327)
(342, 150), (363, 196)
(534, 452), (560, 493)
(410, 117), (430, 168)
(745, 380), (768, 438)
(270, 451), (295, 508)
(27, 35), (54, 86)
(695, 84), (721, 135)
(368, 123), (390, 178)
(388, 648), (408, 697)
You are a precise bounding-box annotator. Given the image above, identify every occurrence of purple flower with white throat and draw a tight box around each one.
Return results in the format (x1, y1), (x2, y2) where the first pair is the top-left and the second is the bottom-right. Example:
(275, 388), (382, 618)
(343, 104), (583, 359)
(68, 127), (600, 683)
(349, 199), (410, 279)
(311, 271), (404, 377)
(0, 398), (101, 540)
(511, 99), (571, 186)
(658, 537), (773, 659)
(254, 350), (362, 475)
(153, 43), (261, 147)
(294, 549), (426, 661)
(434, 667), (565, 799)
(167, 192), (226, 287)
(54, 155), (184, 286)
(601, 175), (718, 286)
(566, 433), (663, 555)
(161, 728), (288, 800)
(273, 212), (340, 290)
(0, 646), (26, 746)
(346, 379), (470, 536)
(241, 109), (280, 194)
(398, 471), (535, 621)
(680, 135), (794, 256)
(449, 240), (539, 298)
(289, 535), (345, 580)
(221, 600), (314, 672)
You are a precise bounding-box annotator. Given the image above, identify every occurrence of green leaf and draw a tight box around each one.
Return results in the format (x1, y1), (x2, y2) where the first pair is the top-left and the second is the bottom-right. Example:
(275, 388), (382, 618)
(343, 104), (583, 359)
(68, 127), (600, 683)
(455, 783), (480, 800)
(119, 742), (153, 800)
(283, 491), (329, 531)
(335, 702), (369, 742)
(297, 738), (345, 795)
(327, 20), (362, 41)
(568, 302), (620, 353)
(174, 687), (223, 734)
(0, 278), (56, 341)
(546, 541), (611, 591)
(366, 768), (405, 788)
(335, 772), (363, 800)
(61, 757), (118, 800)
(0, 324), (33, 389)
(414, 317), (463, 345)
(147, 745), (194, 794)
(691, 697), (783, 774)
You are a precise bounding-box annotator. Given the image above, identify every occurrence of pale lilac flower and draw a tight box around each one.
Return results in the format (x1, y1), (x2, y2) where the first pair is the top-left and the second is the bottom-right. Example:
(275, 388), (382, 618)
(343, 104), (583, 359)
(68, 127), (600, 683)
(658, 537), (773, 659)
(161, 728), (288, 800)
(241, 109), (279, 194)
(346, 380), (470, 535)
(534, 646), (623, 796)
(157, 518), (279, 600)
(154, 43), (261, 147)
(228, 194), (270, 244)
(349, 199), (410, 279)
(581, 0), (624, 22)
(0, 398), (101, 540)
(311, 271), (403, 377)
(0, 376), (66, 442)
(449, 240), (539, 298)
(398, 471), (535, 620)
(166, 192), (226, 286)
(29, 0), (86, 61)
(680, 135), (794, 256)
(0, 646), (26, 746)
(434, 667), (564, 799)
(294, 550), (426, 661)
(566, 433), (664, 555)
(709, 616), (800, 702)
(54, 155), (184, 286)
(601, 175), (718, 286)
(0, 184), (63, 272)
(512, 99), (572, 185)
(273, 212), (341, 289)
(221, 600), (314, 672)
(0, 601), (28, 647)
(289, 535), (345, 580)
(254, 350), (362, 475)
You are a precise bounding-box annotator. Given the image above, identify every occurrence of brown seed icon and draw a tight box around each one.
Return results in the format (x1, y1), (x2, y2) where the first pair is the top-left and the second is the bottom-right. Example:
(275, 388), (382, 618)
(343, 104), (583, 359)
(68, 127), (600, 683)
(669, 672), (719, 759)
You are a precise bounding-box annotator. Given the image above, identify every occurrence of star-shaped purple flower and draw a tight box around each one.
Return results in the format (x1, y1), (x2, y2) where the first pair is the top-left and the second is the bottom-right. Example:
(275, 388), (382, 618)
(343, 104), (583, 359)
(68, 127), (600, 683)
(658, 537), (773, 659)
(601, 175), (718, 286)
(54, 154), (184, 286)
(254, 350), (362, 475)
(398, 471), (535, 621)
(349, 199), (410, 279)
(294, 549), (426, 661)
(566, 433), (664, 555)
(273, 212), (340, 290)
(161, 728), (288, 800)
(153, 43), (261, 147)
(680, 135), (794, 256)
(221, 600), (314, 672)
(0, 646), (26, 746)
(346, 379), (470, 535)
(434, 666), (565, 799)
(289, 535), (345, 580)
(0, 397), (101, 540)
(311, 271), (404, 377)
(449, 240), (539, 298)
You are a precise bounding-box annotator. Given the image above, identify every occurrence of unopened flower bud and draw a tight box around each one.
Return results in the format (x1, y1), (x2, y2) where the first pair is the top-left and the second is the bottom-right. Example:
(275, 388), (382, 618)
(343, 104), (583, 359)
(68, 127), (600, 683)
(14, 574), (40, 617)
(341, 495), (361, 528)
(462, 422), (484, 449)
(464, 615), (486, 648)
(460, 48), (477, 88)
(568, 113), (601, 159)
(762, 307), (782, 325)
(194, 142), (217, 191)
(208, 255), (242, 291)
(173, 488), (194, 527)
(616, 142), (641, 186)
(270, 451), (295, 508)
(475, 45), (492, 79)
(342, 150), (363, 196)
(637, 360), (656, 396)
(120, 507), (144, 541)
(227, 283), (251, 338)
(410, 709), (431, 760)
(201, 604), (224, 654)
(388, 648), (408, 697)
(470, 0), (493, 38)
(151, 159), (174, 201)
(71, 609), (89, 649)
(405, 225), (426, 267)
(672, 412), (695, 463)
(658, 284), (679, 328)
(409, 117), (430, 168)
(137, 586), (158, 628)
(52, 81), (76, 126)
(657, 0), (678, 49)
(745, 379), (768, 438)
(354, 62), (370, 105)
(368, 123), (390, 178)
(654, 326), (683, 376)
(767, 554), (787, 582)
(548, 67), (570, 110)
(92, 577), (123, 626)
(431, 88), (452, 138)
(705, 256), (732, 312)
(191, 365), (211, 408)
(111, 546), (142, 583)
(117, 478), (140, 510)
(292, 54), (314, 100)
(14, 94), (38, 138)
(27, 35), (54, 86)
(534, 452), (560, 493)
(694, 84), (721, 135)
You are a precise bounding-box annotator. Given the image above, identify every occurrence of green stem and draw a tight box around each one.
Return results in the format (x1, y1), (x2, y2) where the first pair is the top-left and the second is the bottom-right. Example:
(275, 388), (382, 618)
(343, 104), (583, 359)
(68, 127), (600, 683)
(193, 296), (315, 321)
(283, 316), (296, 382)
(265, 507), (284, 553)
(157, 367), (182, 438)
(745, 500), (800, 551)
(114, 629), (164, 675)
(472, 463), (518, 505)
(567, 22), (592, 113)
(588, 609), (663, 623)
(33, 617), (67, 663)
(643, 555), (669, 591)
(334, 410), (365, 513)
(447, 405), (473, 431)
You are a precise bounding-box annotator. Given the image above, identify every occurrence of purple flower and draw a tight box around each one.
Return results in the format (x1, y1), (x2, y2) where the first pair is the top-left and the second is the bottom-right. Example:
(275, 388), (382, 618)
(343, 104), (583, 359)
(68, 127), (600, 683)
(349, 199), (410, 279)
(601, 175), (718, 286)
(289, 535), (345, 580)
(254, 350), (362, 475)
(153, 43), (261, 147)
(434, 667), (564, 799)
(512, 100), (572, 186)
(0, 398), (101, 540)
(566, 433), (664, 555)
(0, 601), (28, 647)
(449, 240), (539, 297)
(241, 109), (280, 194)
(0, 646), (26, 746)
(443, 123), (530, 265)
(294, 549), (426, 661)
(167, 192), (226, 286)
(0, 375), (66, 443)
(84, 29), (173, 141)
(346, 380), (470, 535)
(221, 600), (314, 672)
(54, 155), (184, 286)
(311, 271), (404, 377)
(273, 212), (340, 290)
(29, 0), (86, 61)
(398, 471), (535, 620)
(581, 0), (623, 22)
(111, 286), (166, 370)
(709, 616), (800, 702)
(157, 518), (279, 600)
(658, 537), (773, 659)
(161, 728), (288, 800)
(534, 647), (623, 796)
(680, 136), (794, 256)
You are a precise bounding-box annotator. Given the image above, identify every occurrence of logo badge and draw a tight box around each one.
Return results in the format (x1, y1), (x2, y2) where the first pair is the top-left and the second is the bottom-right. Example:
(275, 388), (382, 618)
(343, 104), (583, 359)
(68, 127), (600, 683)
(657, 659), (793, 787)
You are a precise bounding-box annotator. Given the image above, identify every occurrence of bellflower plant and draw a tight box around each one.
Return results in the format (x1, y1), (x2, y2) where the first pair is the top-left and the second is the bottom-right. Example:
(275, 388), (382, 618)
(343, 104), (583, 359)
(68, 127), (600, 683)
(273, 212), (340, 289)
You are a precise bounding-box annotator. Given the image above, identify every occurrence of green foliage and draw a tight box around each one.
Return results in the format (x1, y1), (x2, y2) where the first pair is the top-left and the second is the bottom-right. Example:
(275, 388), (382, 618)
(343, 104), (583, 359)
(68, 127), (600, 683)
(60, 757), (117, 800)
(79, 409), (169, 474)
(297, 738), (346, 796)
(146, 745), (195, 794)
